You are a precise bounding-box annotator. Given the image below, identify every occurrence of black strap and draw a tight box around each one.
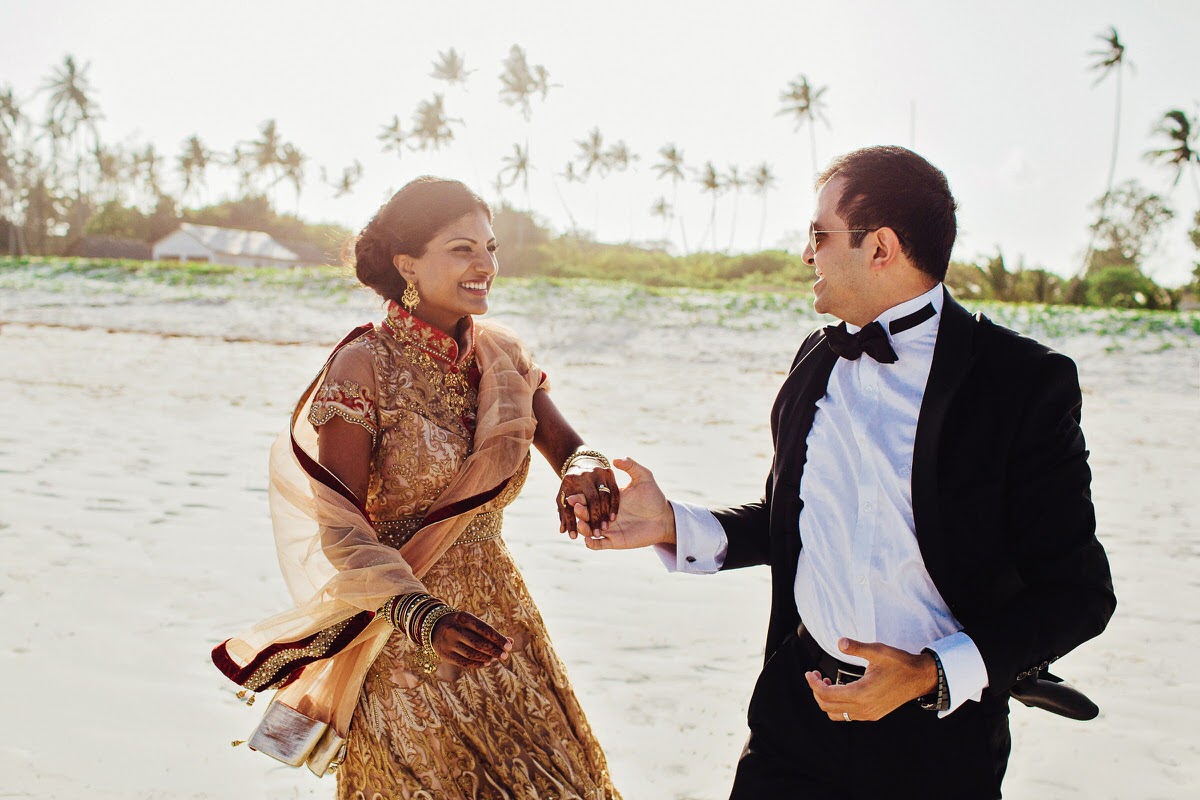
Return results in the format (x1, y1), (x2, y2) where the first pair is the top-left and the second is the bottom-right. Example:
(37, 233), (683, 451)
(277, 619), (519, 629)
(889, 302), (936, 335)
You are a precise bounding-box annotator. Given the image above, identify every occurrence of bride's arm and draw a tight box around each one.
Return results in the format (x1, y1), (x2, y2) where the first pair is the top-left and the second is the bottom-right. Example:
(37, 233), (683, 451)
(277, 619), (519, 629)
(531, 388), (619, 537)
(316, 416), (372, 505)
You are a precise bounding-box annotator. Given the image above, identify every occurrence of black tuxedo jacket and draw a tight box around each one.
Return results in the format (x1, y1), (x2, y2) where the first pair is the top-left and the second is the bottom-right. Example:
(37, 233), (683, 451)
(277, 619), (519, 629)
(712, 290), (1116, 696)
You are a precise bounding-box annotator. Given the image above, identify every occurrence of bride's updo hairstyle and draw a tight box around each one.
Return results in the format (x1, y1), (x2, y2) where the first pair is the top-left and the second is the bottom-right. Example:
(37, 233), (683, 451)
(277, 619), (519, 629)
(352, 177), (492, 303)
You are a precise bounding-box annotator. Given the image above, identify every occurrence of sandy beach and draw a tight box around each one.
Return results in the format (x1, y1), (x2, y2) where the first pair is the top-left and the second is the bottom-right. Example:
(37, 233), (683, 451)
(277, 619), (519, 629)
(1, 268), (1197, 799)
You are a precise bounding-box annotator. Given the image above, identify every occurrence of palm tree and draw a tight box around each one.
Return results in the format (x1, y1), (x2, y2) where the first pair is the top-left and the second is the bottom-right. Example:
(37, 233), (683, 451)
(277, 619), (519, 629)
(133, 143), (163, 204)
(497, 46), (557, 217)
(650, 196), (672, 240)
(1147, 109), (1200, 199)
(430, 48), (473, 87)
(498, 45), (557, 121)
(42, 55), (100, 144)
(604, 140), (639, 241)
(751, 162), (777, 250)
(322, 160), (363, 198)
(23, 169), (64, 254)
(777, 75), (828, 180)
(230, 143), (256, 195)
(498, 45), (534, 119)
(574, 127), (608, 236)
(653, 145), (685, 194)
(604, 140), (636, 173)
(1089, 26), (1132, 205)
(560, 161), (583, 184)
(277, 142), (306, 212)
(532, 65), (557, 101)
(553, 161), (583, 232)
(724, 164), (746, 250)
(697, 161), (724, 251)
(178, 135), (212, 205)
(1082, 26), (1133, 275)
(378, 115), (407, 157)
(574, 127), (607, 179)
(0, 89), (23, 244)
(0, 86), (21, 145)
(410, 94), (460, 151)
(91, 143), (127, 205)
(42, 55), (102, 200)
(498, 143), (531, 206)
(251, 119), (282, 179)
(653, 144), (687, 251)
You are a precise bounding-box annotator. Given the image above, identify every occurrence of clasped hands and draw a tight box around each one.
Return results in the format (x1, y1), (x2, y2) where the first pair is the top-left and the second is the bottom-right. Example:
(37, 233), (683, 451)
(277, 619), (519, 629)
(561, 457), (937, 720)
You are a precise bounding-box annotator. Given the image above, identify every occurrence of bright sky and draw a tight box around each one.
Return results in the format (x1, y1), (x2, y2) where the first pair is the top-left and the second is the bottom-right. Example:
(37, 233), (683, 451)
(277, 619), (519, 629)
(3, 0), (1199, 284)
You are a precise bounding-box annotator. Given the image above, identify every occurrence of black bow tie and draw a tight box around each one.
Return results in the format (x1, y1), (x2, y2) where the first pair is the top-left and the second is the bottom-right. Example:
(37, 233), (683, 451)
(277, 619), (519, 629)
(824, 321), (897, 363)
(823, 302), (936, 364)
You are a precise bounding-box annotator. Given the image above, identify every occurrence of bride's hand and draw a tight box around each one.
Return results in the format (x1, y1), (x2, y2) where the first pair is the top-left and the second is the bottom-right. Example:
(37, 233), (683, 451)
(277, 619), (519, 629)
(557, 458), (620, 538)
(430, 610), (512, 670)
(567, 457), (676, 550)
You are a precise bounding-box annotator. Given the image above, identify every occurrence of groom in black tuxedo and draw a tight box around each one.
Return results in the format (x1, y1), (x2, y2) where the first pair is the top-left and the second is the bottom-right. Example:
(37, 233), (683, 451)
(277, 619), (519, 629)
(571, 146), (1115, 798)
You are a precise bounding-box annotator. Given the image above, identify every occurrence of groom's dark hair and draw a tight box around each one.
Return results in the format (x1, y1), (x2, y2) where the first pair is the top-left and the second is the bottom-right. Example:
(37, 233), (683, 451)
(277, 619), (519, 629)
(817, 146), (957, 281)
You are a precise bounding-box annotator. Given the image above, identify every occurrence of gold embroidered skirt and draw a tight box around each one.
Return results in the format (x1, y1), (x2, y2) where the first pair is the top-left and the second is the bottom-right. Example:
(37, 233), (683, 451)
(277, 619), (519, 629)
(336, 533), (620, 800)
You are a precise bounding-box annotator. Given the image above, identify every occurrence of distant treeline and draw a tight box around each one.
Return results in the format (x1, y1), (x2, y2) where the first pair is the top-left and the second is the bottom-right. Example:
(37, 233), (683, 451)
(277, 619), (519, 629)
(7, 208), (1189, 312)
(490, 206), (1196, 310)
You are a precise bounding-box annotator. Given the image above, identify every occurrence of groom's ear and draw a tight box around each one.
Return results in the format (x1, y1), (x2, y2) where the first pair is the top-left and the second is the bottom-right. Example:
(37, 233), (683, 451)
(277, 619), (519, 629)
(869, 227), (905, 272)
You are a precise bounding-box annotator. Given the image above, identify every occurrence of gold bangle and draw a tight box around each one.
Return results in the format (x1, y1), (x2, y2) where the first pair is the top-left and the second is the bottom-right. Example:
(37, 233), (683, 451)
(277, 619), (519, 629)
(386, 592), (434, 637)
(378, 596), (397, 627)
(416, 605), (456, 675)
(559, 447), (611, 479)
(402, 595), (439, 641)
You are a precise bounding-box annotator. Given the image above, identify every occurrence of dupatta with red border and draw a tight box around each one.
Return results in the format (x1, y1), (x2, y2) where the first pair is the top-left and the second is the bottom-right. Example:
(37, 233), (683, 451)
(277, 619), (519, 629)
(211, 319), (543, 737)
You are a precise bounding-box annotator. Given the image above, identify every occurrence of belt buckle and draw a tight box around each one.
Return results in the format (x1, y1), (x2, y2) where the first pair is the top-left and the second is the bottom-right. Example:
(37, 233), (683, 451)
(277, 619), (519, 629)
(835, 667), (863, 686)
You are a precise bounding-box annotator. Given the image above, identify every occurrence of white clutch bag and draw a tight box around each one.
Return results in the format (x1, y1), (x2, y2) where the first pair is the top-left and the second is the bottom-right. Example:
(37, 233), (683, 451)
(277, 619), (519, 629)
(246, 699), (347, 777)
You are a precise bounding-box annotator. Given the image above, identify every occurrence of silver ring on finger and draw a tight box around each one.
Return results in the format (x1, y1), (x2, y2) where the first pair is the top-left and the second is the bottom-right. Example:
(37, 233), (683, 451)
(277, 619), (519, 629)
(842, 711), (851, 722)
(597, 484), (611, 494)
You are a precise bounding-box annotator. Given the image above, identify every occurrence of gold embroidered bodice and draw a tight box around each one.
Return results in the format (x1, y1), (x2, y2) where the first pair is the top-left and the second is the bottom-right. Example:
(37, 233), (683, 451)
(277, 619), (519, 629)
(308, 303), (534, 544)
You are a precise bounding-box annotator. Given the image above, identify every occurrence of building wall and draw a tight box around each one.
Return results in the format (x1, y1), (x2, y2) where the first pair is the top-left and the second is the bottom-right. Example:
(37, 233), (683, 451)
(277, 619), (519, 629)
(224, 254), (299, 268)
(152, 230), (213, 262)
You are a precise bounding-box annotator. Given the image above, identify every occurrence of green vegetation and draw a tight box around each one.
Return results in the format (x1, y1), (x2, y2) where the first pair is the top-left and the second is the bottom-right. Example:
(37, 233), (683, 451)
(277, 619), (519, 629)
(0, 255), (354, 293)
(4, 257), (1196, 354)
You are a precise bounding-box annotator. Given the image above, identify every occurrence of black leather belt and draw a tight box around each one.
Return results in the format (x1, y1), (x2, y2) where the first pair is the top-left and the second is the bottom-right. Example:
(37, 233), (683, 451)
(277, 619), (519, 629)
(797, 623), (865, 685)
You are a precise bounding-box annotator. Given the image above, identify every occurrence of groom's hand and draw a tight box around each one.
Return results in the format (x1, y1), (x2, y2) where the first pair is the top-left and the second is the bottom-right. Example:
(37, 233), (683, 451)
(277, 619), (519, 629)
(567, 457), (676, 550)
(804, 638), (939, 722)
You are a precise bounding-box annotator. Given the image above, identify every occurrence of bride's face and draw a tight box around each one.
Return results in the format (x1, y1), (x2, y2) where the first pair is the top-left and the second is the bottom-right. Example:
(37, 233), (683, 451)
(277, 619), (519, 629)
(394, 210), (498, 335)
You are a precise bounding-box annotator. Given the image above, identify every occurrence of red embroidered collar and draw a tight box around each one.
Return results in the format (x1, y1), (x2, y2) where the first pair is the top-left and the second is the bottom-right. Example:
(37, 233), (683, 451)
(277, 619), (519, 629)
(382, 301), (475, 366)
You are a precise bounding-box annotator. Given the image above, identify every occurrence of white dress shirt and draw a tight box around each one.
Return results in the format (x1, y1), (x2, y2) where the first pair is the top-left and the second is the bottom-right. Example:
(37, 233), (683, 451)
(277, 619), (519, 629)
(659, 284), (989, 717)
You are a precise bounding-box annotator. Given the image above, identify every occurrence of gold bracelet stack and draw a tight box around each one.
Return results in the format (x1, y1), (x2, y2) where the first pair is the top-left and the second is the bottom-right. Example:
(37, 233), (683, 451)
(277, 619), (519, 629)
(379, 592), (458, 674)
(415, 605), (457, 674)
(559, 447), (611, 479)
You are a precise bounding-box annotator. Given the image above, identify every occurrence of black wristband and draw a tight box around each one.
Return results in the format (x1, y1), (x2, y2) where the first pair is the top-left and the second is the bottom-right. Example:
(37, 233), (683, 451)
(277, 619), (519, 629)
(918, 648), (950, 712)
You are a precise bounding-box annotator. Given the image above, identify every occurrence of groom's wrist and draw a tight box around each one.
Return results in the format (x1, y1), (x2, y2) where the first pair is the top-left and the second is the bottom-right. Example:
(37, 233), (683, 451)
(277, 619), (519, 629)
(664, 500), (726, 573)
(661, 506), (677, 546)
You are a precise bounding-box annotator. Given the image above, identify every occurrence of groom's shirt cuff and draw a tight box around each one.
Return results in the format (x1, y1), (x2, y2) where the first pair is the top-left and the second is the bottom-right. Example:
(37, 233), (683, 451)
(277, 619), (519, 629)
(928, 630), (990, 718)
(655, 501), (728, 574)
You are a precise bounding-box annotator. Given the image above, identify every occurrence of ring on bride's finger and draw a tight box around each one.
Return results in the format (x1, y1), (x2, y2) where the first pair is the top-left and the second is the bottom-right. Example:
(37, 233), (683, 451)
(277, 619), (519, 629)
(597, 485), (611, 494)
(559, 492), (569, 507)
(842, 712), (851, 722)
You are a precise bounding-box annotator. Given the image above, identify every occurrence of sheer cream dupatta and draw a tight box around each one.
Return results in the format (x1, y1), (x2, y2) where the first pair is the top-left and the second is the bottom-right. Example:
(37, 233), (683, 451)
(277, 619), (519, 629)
(212, 321), (543, 775)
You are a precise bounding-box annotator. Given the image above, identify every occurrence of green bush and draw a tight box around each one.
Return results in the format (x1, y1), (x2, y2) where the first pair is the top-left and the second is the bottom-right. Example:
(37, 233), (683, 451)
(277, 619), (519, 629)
(1085, 266), (1173, 309)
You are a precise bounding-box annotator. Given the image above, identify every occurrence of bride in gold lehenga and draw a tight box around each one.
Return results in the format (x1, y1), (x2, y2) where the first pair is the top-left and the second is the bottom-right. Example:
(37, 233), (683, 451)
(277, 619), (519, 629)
(213, 178), (621, 800)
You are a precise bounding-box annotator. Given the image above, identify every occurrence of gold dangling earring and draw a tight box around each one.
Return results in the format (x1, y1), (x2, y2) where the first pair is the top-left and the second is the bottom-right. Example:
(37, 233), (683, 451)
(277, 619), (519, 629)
(401, 282), (420, 311)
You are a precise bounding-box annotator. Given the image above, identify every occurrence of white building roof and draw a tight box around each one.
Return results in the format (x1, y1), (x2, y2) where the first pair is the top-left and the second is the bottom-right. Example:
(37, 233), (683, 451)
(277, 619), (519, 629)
(171, 223), (299, 262)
